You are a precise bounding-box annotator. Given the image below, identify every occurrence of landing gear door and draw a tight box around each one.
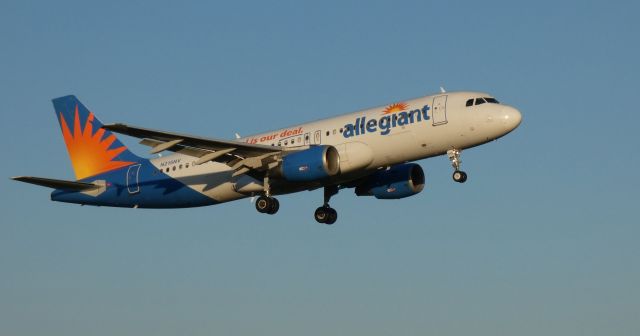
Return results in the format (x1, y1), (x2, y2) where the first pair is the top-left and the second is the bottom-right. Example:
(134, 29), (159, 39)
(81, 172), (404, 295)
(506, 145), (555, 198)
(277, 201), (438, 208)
(432, 95), (448, 126)
(127, 164), (141, 194)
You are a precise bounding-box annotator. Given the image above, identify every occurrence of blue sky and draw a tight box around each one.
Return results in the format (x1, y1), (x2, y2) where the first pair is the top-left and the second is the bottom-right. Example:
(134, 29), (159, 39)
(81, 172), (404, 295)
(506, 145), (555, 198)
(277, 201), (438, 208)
(1, 1), (639, 335)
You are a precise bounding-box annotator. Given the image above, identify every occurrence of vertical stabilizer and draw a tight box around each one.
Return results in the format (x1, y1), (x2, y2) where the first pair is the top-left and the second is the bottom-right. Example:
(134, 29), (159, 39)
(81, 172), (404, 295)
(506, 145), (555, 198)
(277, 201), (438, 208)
(52, 95), (140, 180)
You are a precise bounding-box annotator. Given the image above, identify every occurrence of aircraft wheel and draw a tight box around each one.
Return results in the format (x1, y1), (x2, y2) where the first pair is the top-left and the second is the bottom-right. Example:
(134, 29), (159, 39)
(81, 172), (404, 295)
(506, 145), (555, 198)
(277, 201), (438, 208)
(314, 206), (328, 223)
(256, 196), (271, 213)
(453, 170), (468, 183)
(256, 196), (279, 214)
(325, 208), (338, 225)
(268, 197), (279, 215)
(314, 206), (337, 224)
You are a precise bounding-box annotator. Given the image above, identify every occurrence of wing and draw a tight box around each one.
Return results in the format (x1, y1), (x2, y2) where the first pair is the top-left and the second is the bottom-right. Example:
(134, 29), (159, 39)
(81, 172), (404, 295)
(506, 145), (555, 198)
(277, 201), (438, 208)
(103, 123), (285, 177)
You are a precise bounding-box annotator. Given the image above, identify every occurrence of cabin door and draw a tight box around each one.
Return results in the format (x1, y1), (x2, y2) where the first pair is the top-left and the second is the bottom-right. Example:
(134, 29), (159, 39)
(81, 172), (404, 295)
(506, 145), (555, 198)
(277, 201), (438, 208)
(432, 95), (448, 126)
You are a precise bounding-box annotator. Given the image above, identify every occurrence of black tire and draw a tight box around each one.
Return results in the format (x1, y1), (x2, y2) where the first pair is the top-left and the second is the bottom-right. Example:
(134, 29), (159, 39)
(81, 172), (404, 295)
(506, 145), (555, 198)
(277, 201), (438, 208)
(255, 196), (271, 213)
(268, 198), (280, 215)
(325, 208), (338, 225)
(314, 207), (328, 223)
(453, 170), (467, 183)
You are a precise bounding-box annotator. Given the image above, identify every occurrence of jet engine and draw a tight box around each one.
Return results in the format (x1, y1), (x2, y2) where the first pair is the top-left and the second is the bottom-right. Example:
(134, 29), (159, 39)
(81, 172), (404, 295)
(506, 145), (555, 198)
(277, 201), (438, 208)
(355, 163), (425, 199)
(278, 145), (340, 182)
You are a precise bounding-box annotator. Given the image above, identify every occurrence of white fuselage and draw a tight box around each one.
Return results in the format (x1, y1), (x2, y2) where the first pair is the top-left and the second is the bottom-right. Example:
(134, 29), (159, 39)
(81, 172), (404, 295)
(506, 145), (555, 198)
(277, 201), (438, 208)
(148, 91), (522, 203)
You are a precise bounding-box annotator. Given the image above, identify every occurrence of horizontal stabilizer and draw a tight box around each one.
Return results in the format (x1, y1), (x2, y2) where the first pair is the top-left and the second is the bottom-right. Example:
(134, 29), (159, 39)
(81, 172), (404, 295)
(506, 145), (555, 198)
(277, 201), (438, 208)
(12, 176), (101, 191)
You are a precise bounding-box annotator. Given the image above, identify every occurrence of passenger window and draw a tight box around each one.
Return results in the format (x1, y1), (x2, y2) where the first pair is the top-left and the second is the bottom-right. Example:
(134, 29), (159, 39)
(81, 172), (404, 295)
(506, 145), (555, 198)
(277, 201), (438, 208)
(475, 98), (486, 105)
(339, 128), (343, 133)
(172, 166), (176, 171)
(185, 164), (189, 169)
(165, 168), (170, 173)
(284, 140), (288, 145)
(466, 99), (473, 107)
(326, 131), (330, 136)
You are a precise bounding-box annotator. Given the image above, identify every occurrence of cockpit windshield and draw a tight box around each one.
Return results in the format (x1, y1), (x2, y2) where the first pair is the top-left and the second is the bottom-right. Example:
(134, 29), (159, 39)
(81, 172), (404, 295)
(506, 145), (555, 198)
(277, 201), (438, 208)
(465, 97), (500, 107)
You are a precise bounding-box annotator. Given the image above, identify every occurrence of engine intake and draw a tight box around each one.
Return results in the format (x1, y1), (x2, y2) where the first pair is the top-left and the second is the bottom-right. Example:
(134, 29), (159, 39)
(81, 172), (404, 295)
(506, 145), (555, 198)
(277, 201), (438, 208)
(355, 163), (425, 199)
(279, 145), (340, 182)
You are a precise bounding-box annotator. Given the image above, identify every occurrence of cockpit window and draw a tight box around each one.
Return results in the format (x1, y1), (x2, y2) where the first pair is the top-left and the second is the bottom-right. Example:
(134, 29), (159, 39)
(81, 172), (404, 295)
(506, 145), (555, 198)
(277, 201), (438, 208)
(466, 96), (501, 107)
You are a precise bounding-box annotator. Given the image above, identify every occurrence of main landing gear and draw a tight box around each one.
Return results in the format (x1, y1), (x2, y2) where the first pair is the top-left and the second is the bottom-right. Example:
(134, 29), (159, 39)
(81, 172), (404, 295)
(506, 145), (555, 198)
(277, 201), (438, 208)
(255, 195), (279, 215)
(255, 176), (279, 215)
(252, 177), (339, 225)
(447, 148), (468, 183)
(314, 185), (338, 225)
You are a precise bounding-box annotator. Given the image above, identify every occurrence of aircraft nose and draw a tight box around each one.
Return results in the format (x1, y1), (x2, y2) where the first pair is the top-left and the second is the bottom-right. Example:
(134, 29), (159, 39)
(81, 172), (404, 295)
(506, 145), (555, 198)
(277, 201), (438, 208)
(501, 106), (522, 131)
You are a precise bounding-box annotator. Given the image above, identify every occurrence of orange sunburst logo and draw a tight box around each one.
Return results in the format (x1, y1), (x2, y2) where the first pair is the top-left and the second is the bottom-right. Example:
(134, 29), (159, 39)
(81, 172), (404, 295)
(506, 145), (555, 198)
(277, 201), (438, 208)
(60, 105), (134, 180)
(382, 102), (409, 114)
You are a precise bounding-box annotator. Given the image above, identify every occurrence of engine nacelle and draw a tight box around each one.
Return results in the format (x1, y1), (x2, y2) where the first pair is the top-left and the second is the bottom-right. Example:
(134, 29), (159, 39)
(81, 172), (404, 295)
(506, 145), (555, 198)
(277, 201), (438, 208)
(355, 163), (425, 199)
(279, 145), (340, 182)
(334, 141), (374, 174)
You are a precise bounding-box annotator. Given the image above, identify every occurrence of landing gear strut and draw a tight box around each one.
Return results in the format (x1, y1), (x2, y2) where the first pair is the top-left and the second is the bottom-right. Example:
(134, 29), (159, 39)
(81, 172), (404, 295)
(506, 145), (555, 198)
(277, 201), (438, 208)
(255, 176), (279, 215)
(314, 185), (338, 225)
(447, 149), (468, 183)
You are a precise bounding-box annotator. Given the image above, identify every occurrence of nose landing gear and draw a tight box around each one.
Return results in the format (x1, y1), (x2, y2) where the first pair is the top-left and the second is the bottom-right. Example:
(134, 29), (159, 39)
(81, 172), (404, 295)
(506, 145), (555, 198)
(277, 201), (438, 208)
(452, 170), (467, 183)
(447, 149), (468, 183)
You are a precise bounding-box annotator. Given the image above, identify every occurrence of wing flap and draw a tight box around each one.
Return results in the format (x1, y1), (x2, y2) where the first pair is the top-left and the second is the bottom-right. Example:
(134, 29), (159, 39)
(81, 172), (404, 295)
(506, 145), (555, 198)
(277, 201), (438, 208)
(139, 138), (210, 158)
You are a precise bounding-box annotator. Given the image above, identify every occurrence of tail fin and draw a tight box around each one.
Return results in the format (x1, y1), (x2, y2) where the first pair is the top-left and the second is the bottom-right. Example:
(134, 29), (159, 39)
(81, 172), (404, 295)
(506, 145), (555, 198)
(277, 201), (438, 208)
(52, 95), (141, 180)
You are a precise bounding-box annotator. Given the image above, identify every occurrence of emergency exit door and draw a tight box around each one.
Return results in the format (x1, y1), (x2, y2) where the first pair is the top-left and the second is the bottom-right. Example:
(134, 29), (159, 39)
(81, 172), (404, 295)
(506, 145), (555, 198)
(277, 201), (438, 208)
(127, 164), (141, 194)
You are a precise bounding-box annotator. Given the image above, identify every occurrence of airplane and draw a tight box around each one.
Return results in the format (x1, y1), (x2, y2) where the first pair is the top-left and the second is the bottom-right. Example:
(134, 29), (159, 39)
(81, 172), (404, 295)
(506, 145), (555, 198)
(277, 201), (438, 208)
(12, 91), (521, 224)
